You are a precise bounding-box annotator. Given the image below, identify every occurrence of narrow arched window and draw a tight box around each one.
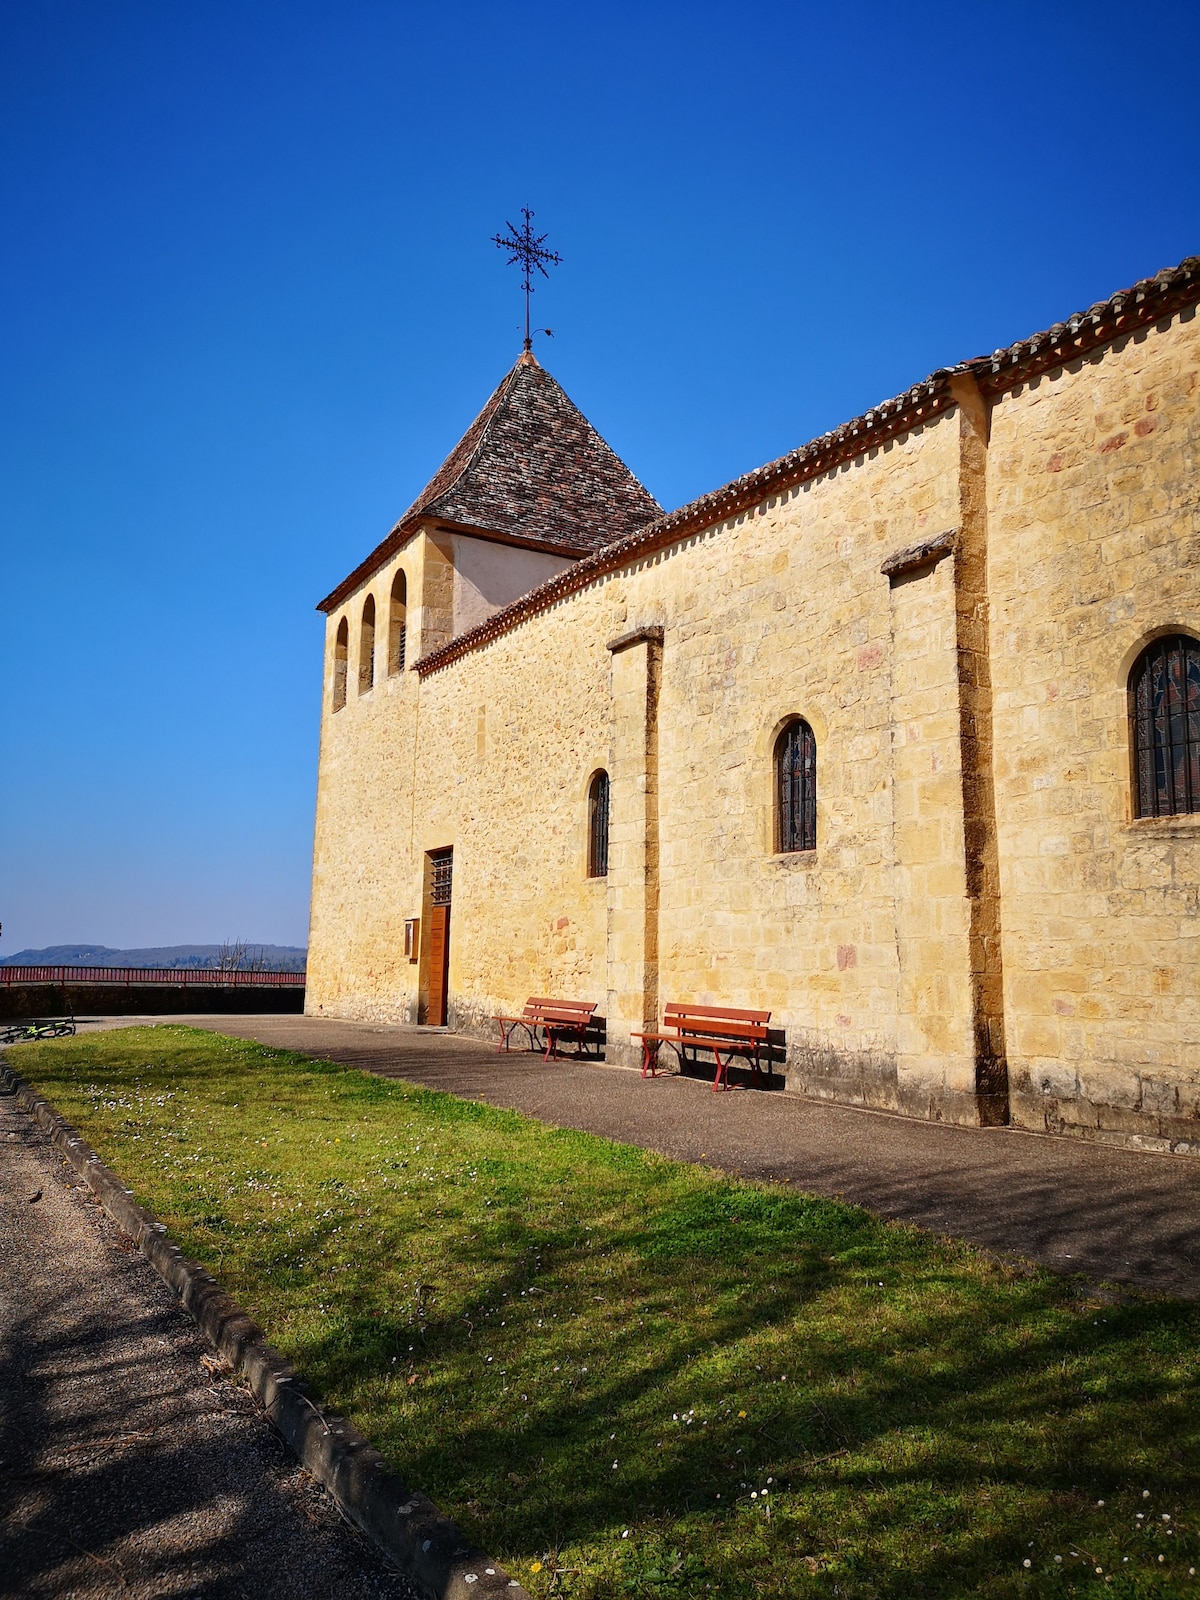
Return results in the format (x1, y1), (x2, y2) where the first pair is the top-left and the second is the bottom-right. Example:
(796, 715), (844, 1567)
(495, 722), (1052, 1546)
(1130, 634), (1200, 817)
(388, 570), (407, 675)
(587, 770), (610, 878)
(332, 617), (348, 712)
(358, 595), (376, 695)
(776, 719), (816, 852)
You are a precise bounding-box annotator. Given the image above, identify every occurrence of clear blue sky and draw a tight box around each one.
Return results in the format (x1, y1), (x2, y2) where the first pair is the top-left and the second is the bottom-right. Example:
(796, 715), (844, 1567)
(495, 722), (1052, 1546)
(1, 1), (1196, 954)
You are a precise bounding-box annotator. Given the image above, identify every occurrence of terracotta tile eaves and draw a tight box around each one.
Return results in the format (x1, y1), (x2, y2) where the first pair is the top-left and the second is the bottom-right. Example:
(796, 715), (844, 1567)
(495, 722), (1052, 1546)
(414, 253), (1200, 680)
(963, 254), (1200, 394)
(316, 515), (421, 615)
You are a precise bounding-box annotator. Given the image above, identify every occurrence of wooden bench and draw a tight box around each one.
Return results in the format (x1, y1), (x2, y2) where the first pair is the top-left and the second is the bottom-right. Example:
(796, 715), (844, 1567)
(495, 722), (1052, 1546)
(494, 997), (598, 1061)
(632, 1002), (772, 1092)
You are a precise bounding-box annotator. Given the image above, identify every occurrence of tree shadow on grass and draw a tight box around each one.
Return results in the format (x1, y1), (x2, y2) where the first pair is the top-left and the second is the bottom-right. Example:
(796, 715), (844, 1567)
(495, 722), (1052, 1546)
(22, 1032), (1200, 1597)
(260, 1187), (1200, 1597)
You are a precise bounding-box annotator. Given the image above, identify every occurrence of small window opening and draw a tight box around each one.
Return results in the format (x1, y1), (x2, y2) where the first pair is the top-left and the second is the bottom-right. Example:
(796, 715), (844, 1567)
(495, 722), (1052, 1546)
(358, 594), (376, 695)
(332, 617), (348, 712)
(1130, 633), (1200, 817)
(388, 569), (407, 675)
(776, 718), (816, 852)
(588, 770), (610, 877)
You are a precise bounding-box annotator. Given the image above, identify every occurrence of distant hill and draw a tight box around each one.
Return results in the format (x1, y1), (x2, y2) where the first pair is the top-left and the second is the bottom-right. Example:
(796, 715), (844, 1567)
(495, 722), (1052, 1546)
(0, 943), (308, 972)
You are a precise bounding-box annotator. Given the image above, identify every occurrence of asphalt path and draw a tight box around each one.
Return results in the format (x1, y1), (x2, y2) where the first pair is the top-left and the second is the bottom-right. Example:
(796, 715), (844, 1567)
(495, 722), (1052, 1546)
(0, 1071), (417, 1600)
(142, 1013), (1200, 1301)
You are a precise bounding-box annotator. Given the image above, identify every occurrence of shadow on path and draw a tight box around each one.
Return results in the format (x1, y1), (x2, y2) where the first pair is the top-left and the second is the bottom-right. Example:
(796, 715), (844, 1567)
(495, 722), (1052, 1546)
(0, 1076), (415, 1600)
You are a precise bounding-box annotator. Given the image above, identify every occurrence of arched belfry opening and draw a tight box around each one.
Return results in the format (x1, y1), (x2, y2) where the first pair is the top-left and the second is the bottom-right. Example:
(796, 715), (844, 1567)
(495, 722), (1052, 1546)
(389, 570), (407, 675)
(332, 618), (348, 712)
(358, 596), (376, 695)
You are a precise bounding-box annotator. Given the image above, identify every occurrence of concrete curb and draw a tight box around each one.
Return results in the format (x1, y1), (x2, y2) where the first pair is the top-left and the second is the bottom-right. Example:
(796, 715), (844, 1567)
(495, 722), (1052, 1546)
(0, 1061), (530, 1600)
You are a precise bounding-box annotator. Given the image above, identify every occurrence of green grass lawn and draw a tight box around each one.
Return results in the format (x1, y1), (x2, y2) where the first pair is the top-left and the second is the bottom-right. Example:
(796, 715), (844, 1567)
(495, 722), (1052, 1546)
(10, 1026), (1200, 1598)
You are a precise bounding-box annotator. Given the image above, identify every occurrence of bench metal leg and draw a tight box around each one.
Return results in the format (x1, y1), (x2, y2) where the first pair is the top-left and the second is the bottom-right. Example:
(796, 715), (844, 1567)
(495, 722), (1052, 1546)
(544, 1026), (566, 1062)
(545, 1026), (586, 1062)
(498, 1021), (541, 1055)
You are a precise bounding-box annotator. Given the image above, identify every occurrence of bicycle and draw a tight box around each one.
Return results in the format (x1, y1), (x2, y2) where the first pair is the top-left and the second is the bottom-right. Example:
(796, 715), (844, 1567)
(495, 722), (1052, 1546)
(0, 1017), (77, 1045)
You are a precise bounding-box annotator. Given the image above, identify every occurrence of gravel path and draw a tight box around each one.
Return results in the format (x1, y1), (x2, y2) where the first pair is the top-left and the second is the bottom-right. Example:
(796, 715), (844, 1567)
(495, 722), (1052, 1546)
(155, 1012), (1200, 1301)
(0, 1076), (418, 1600)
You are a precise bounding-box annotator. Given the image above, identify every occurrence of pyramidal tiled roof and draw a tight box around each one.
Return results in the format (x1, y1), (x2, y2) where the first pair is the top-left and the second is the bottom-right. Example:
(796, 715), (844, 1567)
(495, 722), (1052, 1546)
(318, 352), (661, 612)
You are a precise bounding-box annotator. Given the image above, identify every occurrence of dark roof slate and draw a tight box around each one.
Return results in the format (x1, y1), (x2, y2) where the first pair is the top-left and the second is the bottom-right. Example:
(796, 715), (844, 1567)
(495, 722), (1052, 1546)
(318, 353), (661, 612)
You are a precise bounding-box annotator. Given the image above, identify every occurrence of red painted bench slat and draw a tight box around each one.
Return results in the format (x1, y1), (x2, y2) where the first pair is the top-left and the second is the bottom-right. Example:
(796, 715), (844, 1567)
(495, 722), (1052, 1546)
(632, 1002), (772, 1092)
(494, 997), (598, 1061)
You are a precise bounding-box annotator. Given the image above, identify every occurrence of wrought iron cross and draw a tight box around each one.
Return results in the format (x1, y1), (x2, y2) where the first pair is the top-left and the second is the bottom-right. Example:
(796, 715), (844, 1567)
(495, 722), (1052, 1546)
(492, 208), (562, 352)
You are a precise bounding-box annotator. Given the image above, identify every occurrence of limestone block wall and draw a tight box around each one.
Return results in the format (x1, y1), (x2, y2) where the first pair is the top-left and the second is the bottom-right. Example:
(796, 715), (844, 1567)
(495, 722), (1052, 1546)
(405, 595), (613, 1034)
(309, 403), (997, 1125)
(308, 541), (619, 1027)
(306, 295), (1200, 1150)
(308, 539), (423, 1020)
(624, 413), (975, 1115)
(309, 527), (593, 1028)
(988, 306), (1200, 1150)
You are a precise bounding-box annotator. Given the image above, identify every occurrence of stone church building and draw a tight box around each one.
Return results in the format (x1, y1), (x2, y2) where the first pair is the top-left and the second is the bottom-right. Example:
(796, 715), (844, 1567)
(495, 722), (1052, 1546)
(307, 257), (1200, 1154)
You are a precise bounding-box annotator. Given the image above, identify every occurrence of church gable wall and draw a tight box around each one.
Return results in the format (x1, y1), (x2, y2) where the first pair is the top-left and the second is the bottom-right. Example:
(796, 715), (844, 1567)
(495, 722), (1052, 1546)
(448, 532), (574, 638)
(987, 306), (1200, 1151)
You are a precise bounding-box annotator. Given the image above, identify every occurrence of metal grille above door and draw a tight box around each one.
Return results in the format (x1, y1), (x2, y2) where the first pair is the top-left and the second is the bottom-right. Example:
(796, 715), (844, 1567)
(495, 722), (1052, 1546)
(430, 849), (454, 905)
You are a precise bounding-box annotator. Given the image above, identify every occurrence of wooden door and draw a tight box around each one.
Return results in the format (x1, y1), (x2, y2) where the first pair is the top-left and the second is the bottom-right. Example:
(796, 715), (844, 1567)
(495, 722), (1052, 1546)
(427, 903), (451, 1026)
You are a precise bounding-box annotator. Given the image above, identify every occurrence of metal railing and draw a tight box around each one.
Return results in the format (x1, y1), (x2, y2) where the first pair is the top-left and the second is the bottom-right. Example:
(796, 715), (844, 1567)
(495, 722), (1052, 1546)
(0, 965), (306, 988)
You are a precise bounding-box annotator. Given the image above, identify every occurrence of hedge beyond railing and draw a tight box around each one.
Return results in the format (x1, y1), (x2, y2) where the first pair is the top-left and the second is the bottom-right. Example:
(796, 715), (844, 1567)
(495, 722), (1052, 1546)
(0, 966), (305, 988)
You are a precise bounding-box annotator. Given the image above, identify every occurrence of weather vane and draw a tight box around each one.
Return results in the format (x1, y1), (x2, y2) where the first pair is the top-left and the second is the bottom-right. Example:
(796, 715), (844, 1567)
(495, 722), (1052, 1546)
(493, 208), (561, 352)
